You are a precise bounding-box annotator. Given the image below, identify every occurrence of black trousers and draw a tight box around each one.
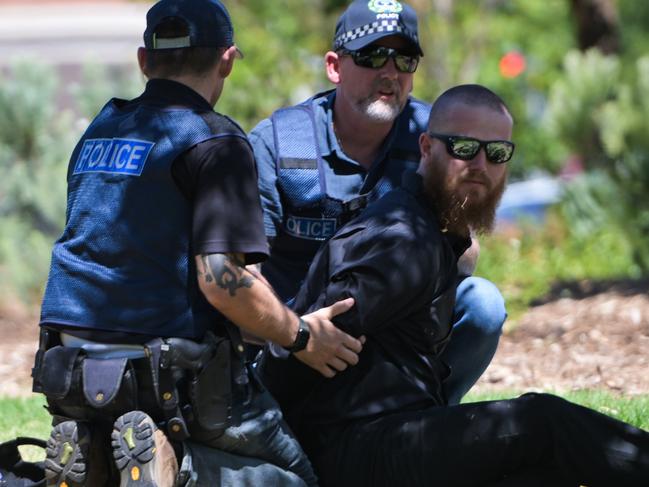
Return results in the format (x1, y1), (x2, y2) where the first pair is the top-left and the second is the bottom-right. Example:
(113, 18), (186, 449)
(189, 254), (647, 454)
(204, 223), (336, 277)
(312, 393), (649, 487)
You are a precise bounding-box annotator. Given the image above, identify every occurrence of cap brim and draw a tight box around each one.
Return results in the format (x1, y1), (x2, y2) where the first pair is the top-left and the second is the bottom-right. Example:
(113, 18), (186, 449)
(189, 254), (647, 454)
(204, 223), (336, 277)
(342, 32), (423, 56)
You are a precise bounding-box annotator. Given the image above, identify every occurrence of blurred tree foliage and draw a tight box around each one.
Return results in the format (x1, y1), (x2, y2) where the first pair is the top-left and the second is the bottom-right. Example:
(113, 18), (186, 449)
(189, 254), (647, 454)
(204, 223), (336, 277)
(476, 210), (638, 320)
(0, 62), (74, 304)
(219, 0), (336, 126)
(570, 0), (619, 54)
(546, 50), (649, 272)
(0, 62), (144, 305)
(2, 0), (649, 305)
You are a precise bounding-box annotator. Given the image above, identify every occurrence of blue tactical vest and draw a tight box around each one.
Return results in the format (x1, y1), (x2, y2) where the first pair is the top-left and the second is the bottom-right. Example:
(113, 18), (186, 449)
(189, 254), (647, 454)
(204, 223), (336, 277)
(40, 97), (248, 339)
(263, 92), (430, 301)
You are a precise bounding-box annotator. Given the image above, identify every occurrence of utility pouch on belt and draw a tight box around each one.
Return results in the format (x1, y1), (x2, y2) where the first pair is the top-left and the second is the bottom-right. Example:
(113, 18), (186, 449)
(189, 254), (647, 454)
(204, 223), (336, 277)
(31, 328), (62, 395)
(35, 346), (81, 400)
(82, 357), (129, 408)
(35, 345), (138, 419)
(32, 328), (236, 440)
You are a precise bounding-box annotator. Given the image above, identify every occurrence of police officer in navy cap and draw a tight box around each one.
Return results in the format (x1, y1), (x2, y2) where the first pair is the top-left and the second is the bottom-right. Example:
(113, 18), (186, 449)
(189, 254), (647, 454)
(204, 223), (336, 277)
(32, 0), (362, 486)
(250, 0), (506, 405)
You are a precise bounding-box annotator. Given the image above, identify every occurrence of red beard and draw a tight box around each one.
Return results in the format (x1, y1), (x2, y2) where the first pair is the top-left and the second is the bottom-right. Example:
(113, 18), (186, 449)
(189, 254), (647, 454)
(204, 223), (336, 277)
(425, 159), (507, 236)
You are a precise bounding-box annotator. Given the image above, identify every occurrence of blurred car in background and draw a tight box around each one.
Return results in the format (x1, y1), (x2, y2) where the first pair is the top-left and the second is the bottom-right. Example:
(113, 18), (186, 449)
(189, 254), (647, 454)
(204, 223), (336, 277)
(496, 175), (562, 229)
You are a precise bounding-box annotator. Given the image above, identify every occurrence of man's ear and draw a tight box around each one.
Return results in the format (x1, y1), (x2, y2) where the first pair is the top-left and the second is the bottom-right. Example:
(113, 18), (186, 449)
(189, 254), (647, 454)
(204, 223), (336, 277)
(325, 51), (342, 84)
(137, 47), (149, 77)
(419, 131), (433, 159)
(219, 46), (237, 78)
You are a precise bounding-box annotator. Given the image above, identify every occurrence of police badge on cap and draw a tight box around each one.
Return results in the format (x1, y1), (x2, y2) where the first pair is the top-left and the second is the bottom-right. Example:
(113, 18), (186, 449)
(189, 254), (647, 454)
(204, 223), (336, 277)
(333, 0), (423, 55)
(368, 0), (404, 14)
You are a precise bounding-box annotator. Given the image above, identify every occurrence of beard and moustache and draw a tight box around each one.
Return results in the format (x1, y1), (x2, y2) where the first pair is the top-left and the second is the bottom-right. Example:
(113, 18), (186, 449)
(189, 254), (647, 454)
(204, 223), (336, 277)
(425, 155), (507, 236)
(354, 78), (405, 123)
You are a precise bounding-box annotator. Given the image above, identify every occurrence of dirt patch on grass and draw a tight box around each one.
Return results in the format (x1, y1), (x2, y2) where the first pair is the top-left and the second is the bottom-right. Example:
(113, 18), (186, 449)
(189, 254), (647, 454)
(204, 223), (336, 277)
(0, 310), (39, 397)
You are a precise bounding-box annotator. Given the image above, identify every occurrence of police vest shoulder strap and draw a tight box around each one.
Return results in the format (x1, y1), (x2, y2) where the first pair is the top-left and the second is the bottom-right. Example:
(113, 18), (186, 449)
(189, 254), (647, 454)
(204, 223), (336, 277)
(197, 111), (250, 147)
(271, 105), (320, 174)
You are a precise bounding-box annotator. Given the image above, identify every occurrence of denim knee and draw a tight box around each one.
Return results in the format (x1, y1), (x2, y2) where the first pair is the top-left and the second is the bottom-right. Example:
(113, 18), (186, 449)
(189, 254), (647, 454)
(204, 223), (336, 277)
(455, 276), (507, 336)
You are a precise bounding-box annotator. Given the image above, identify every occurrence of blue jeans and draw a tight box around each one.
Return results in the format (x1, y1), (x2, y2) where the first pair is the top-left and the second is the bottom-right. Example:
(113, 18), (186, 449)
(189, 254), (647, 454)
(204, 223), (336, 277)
(440, 276), (507, 405)
(179, 441), (308, 487)
(181, 387), (317, 486)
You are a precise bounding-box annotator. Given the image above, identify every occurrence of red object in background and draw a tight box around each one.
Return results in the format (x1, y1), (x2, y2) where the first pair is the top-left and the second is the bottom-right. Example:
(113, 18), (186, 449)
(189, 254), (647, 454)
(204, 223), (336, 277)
(499, 51), (526, 78)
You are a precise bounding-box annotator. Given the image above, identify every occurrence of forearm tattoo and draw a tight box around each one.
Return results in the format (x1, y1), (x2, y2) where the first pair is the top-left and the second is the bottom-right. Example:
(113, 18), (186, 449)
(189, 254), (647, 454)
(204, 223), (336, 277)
(201, 254), (255, 297)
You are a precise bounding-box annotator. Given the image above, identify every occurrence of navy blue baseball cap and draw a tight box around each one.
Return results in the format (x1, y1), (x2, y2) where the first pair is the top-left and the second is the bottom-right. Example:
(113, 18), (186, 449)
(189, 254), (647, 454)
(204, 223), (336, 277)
(144, 0), (241, 55)
(333, 0), (423, 56)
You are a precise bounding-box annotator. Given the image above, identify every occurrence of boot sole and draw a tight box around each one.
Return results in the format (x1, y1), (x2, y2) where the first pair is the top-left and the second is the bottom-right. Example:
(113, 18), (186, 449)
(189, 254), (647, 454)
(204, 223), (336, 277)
(111, 411), (161, 487)
(45, 421), (90, 487)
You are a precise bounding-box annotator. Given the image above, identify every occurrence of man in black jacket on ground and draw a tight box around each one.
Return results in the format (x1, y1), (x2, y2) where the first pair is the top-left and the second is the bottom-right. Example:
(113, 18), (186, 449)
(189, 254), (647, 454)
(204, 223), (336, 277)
(261, 84), (649, 487)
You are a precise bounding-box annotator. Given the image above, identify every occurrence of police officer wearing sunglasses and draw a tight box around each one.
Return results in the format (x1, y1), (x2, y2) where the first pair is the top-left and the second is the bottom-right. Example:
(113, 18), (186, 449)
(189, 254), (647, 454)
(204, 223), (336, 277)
(249, 0), (507, 405)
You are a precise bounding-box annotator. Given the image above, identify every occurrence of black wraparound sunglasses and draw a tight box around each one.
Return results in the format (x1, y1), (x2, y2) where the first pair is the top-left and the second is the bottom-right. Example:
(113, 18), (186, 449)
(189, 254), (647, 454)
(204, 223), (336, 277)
(428, 132), (515, 164)
(338, 46), (420, 73)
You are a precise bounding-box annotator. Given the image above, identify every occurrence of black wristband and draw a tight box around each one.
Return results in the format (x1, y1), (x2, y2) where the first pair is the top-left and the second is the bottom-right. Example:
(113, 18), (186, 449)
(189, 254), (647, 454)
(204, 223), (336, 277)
(285, 318), (310, 353)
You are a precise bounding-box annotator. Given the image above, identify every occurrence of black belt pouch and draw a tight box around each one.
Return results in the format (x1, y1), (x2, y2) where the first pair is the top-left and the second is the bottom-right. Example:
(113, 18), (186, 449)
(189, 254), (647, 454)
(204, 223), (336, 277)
(37, 346), (82, 400)
(36, 346), (138, 419)
(82, 357), (137, 414)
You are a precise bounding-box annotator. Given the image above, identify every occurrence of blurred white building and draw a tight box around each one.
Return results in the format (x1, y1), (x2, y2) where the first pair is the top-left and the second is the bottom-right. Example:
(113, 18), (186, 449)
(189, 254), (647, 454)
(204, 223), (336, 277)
(0, 0), (151, 108)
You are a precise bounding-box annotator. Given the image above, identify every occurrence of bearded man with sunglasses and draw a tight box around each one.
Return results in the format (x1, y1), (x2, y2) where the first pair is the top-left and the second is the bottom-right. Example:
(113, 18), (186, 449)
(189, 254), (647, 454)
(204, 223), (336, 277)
(249, 0), (506, 403)
(260, 84), (649, 487)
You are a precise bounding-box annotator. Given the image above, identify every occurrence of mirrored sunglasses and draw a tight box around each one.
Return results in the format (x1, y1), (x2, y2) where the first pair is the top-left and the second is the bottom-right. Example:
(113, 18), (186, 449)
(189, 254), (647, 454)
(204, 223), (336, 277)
(428, 132), (515, 164)
(339, 46), (419, 73)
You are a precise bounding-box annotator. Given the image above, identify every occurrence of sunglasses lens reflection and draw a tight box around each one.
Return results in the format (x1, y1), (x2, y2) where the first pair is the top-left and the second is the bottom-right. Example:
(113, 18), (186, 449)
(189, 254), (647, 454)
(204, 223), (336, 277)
(350, 48), (419, 73)
(450, 139), (480, 159)
(485, 142), (514, 164)
(447, 137), (514, 164)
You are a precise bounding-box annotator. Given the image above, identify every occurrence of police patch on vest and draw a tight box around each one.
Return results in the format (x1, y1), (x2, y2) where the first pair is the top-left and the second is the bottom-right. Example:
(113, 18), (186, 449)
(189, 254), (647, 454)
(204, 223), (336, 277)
(73, 138), (155, 176)
(285, 216), (337, 241)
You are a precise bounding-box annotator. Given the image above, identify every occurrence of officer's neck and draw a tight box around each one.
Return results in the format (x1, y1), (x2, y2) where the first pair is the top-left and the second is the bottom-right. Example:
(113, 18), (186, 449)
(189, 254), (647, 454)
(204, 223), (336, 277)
(160, 72), (223, 107)
(333, 103), (394, 170)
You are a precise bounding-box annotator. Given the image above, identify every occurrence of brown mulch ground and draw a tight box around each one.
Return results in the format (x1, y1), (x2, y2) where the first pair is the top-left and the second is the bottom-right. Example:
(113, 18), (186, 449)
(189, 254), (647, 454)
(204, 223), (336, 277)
(1, 278), (648, 398)
(0, 309), (40, 397)
(474, 278), (649, 396)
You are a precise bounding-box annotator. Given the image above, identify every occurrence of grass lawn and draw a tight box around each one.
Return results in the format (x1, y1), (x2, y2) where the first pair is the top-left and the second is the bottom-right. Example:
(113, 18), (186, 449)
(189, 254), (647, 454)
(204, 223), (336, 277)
(1, 390), (648, 462)
(0, 395), (51, 461)
(465, 390), (649, 430)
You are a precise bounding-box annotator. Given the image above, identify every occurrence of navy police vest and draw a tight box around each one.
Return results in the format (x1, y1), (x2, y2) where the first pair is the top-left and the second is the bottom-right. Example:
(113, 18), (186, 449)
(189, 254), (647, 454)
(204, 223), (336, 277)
(40, 96), (248, 339)
(264, 92), (430, 301)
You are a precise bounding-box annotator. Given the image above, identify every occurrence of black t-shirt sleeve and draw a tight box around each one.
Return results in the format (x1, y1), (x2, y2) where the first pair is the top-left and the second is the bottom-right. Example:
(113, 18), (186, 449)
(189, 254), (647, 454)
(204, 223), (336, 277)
(172, 136), (269, 264)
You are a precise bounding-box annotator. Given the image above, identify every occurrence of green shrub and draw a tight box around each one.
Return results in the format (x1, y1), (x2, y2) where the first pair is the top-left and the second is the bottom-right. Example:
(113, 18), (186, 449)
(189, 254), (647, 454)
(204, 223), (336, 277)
(545, 50), (649, 272)
(477, 210), (639, 321)
(0, 62), (143, 305)
(0, 62), (74, 304)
